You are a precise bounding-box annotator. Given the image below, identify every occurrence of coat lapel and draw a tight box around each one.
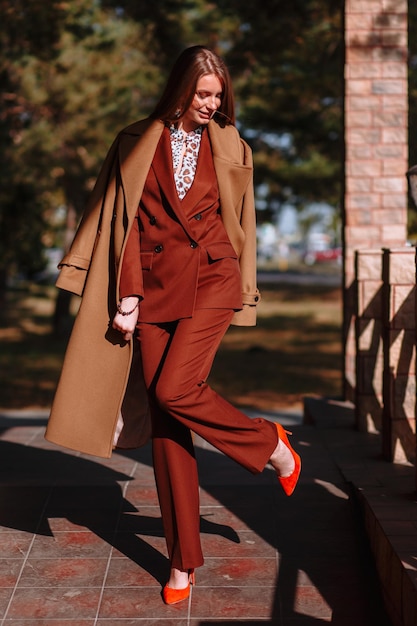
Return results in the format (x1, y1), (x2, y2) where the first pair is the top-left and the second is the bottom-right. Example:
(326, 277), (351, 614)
(118, 119), (164, 222)
(208, 120), (252, 217)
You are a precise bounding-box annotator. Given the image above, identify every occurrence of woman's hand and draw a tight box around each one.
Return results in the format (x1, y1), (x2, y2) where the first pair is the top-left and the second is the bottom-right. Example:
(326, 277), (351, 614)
(112, 296), (140, 341)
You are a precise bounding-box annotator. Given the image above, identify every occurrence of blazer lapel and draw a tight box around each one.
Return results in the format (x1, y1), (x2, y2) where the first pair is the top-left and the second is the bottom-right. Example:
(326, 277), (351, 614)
(149, 128), (197, 238)
(151, 127), (214, 214)
(151, 128), (216, 238)
(180, 129), (216, 216)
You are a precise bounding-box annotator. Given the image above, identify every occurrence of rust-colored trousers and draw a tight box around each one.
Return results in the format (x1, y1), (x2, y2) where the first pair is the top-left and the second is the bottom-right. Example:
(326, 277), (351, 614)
(137, 308), (278, 570)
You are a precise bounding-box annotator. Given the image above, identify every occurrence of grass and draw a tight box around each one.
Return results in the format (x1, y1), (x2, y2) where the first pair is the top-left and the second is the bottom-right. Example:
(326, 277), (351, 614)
(0, 278), (343, 411)
(212, 280), (343, 412)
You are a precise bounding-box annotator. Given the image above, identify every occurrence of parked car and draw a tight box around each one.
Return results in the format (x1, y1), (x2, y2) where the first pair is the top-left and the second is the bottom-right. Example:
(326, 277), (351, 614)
(303, 247), (342, 266)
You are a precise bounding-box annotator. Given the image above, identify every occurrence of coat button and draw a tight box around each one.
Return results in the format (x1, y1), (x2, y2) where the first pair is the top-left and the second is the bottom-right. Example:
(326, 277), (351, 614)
(194, 213), (202, 221)
(154, 244), (163, 253)
(190, 241), (198, 249)
(149, 216), (157, 225)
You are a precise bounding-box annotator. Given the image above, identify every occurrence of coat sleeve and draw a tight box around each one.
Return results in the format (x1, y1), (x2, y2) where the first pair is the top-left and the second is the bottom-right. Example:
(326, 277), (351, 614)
(56, 135), (120, 296)
(231, 139), (261, 327)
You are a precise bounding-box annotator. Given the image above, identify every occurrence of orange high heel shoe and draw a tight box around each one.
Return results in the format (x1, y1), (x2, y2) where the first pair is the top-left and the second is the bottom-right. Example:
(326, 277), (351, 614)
(275, 423), (301, 496)
(162, 569), (195, 605)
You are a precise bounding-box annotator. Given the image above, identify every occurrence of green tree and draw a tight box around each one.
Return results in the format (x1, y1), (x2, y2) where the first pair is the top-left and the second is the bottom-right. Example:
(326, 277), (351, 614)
(0, 0), (66, 291)
(217, 0), (343, 220)
(0, 0), (162, 296)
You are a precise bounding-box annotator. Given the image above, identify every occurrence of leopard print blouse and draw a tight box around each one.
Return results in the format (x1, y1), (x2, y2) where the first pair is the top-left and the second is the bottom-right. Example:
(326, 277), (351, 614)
(169, 125), (203, 200)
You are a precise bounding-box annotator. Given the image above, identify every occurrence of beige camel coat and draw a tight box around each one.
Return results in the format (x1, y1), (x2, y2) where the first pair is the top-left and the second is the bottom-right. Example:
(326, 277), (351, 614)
(45, 118), (260, 458)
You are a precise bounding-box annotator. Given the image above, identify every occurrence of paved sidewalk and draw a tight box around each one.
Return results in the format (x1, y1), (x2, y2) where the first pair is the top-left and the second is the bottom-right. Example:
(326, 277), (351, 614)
(0, 407), (392, 625)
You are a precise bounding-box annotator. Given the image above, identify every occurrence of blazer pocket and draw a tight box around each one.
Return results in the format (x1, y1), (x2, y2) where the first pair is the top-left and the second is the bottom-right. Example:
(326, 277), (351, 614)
(206, 242), (238, 262)
(140, 251), (154, 271)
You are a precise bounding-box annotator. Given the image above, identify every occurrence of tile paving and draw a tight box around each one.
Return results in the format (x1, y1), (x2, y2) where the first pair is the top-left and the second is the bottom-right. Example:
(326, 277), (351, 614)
(0, 409), (393, 625)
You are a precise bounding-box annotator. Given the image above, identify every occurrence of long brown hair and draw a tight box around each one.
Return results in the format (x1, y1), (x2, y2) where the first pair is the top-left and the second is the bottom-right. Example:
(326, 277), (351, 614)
(150, 46), (235, 126)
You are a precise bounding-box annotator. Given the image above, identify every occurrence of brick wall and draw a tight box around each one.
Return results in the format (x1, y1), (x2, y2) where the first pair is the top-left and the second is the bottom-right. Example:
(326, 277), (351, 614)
(344, 0), (408, 401)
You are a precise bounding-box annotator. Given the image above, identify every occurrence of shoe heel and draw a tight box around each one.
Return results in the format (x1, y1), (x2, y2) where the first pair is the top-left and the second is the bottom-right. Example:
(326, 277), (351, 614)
(162, 569), (195, 605)
(275, 423), (301, 496)
(189, 569), (195, 585)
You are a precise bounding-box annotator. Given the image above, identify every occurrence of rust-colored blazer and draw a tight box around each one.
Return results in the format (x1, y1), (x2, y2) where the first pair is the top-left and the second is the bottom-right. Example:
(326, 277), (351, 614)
(45, 118), (260, 458)
(119, 125), (243, 320)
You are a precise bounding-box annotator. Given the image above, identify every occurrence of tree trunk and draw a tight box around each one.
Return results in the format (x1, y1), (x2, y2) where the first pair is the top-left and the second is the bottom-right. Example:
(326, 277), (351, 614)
(52, 204), (77, 336)
(0, 268), (8, 308)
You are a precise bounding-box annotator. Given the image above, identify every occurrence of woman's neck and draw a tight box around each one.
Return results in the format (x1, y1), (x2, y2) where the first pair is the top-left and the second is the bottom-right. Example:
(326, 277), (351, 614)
(176, 121), (201, 134)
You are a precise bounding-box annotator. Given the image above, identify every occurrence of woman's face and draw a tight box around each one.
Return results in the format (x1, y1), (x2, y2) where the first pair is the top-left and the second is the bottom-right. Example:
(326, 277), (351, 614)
(181, 73), (223, 132)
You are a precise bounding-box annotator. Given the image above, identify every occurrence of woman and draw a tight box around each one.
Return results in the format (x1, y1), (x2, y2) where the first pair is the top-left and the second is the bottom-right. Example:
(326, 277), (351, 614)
(45, 45), (300, 605)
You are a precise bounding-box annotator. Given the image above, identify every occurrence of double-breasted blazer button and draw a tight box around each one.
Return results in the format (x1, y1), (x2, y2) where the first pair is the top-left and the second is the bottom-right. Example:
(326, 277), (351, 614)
(190, 241), (198, 249)
(154, 244), (163, 253)
(194, 213), (202, 221)
(149, 216), (157, 225)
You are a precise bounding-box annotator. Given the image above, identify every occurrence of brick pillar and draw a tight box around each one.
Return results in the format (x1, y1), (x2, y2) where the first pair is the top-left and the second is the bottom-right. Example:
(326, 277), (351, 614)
(355, 249), (384, 433)
(344, 0), (408, 402)
(382, 248), (416, 464)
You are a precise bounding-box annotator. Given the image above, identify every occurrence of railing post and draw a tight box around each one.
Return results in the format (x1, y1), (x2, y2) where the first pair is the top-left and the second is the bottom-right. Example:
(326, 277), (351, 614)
(355, 249), (384, 433)
(382, 247), (416, 465)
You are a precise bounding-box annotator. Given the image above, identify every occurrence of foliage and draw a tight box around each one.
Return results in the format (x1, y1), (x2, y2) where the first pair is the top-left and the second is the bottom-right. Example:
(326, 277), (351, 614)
(0, 0), (161, 287)
(0, 1), (64, 284)
(217, 0), (344, 214)
(0, 0), (368, 290)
